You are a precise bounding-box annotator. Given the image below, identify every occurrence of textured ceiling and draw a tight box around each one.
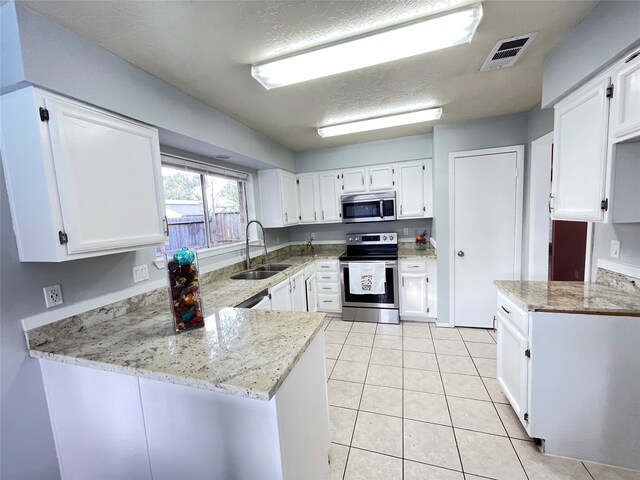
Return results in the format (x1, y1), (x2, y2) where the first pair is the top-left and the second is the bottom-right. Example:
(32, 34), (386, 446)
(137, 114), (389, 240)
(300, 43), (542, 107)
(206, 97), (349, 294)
(20, 0), (597, 152)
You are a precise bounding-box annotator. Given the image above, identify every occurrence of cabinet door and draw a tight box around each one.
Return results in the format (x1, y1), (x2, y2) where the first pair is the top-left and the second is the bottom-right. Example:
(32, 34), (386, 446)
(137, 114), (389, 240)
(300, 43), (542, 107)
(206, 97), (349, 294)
(290, 271), (307, 312)
(368, 164), (395, 192)
(342, 168), (367, 193)
(281, 171), (299, 225)
(318, 171), (341, 222)
(610, 51), (640, 142)
(298, 174), (319, 223)
(425, 260), (437, 318)
(496, 313), (529, 426)
(306, 274), (318, 312)
(270, 278), (292, 311)
(397, 161), (425, 218)
(552, 77), (610, 221)
(399, 273), (428, 318)
(45, 97), (165, 254)
(423, 158), (434, 218)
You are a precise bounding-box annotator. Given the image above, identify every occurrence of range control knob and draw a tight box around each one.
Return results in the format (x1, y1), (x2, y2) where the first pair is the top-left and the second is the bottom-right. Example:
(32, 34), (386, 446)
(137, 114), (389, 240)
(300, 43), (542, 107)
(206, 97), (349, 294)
(355, 237), (359, 242)
(389, 235), (394, 241)
(383, 236), (387, 241)
(348, 237), (353, 242)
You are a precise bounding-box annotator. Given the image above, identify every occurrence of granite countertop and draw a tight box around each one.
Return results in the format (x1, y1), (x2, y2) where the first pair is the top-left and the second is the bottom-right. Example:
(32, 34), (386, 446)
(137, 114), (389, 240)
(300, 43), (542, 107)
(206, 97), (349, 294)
(495, 280), (640, 316)
(398, 242), (437, 259)
(28, 254), (331, 401)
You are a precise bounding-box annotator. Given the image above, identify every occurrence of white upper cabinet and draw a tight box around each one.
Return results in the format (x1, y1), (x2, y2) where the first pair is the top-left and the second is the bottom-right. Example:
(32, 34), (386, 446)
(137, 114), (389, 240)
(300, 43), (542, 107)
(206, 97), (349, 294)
(423, 159), (434, 218)
(258, 169), (299, 227)
(0, 87), (166, 262)
(367, 164), (395, 191)
(318, 171), (342, 223)
(610, 50), (640, 142)
(297, 173), (319, 223)
(397, 160), (425, 218)
(551, 50), (640, 224)
(552, 76), (610, 222)
(341, 168), (367, 193)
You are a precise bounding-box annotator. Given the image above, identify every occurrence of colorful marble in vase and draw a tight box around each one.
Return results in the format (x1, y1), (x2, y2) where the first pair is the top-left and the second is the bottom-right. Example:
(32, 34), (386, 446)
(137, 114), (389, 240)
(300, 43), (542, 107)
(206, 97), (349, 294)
(166, 248), (205, 333)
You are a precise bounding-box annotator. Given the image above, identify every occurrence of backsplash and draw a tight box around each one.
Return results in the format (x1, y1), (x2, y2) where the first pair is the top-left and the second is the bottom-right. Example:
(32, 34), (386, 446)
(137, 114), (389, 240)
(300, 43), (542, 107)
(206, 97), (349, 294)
(596, 268), (640, 295)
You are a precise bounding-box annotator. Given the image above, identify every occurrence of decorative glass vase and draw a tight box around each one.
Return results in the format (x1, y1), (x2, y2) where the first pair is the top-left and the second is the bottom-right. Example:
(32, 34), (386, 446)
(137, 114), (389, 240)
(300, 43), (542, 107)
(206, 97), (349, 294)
(166, 248), (205, 334)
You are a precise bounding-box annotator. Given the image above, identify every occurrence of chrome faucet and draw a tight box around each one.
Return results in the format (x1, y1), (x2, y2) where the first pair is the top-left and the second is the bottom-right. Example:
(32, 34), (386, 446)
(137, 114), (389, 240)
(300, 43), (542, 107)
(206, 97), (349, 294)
(245, 220), (268, 270)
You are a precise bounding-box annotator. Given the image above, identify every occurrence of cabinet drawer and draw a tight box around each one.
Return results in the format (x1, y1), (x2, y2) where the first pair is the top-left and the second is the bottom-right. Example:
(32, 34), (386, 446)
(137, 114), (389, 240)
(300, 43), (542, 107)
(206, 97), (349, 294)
(317, 293), (341, 313)
(316, 260), (338, 272)
(316, 271), (339, 284)
(399, 260), (427, 273)
(316, 283), (339, 294)
(497, 292), (528, 334)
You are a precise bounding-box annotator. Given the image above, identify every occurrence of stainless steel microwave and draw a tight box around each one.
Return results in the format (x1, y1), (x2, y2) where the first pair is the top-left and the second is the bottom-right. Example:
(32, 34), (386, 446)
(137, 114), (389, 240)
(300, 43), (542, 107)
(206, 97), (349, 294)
(341, 192), (396, 223)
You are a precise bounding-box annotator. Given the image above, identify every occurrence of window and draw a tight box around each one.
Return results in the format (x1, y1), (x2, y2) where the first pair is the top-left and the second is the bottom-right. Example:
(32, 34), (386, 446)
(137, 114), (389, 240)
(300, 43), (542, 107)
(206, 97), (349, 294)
(160, 156), (249, 254)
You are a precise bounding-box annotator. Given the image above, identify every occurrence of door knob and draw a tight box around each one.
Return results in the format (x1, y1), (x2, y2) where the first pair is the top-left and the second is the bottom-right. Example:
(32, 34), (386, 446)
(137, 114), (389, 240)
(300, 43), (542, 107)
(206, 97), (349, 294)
(457, 251), (465, 257)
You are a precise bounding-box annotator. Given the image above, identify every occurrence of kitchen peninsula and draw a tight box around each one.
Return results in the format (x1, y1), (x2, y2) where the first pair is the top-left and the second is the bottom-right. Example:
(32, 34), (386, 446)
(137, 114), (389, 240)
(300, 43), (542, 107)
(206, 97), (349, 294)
(27, 255), (332, 480)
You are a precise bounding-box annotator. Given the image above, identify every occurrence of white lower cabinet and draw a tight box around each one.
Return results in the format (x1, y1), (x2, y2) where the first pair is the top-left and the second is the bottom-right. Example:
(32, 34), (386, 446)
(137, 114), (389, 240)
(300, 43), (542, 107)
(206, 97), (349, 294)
(0, 86), (166, 262)
(270, 278), (292, 311)
(496, 311), (529, 420)
(495, 290), (640, 470)
(315, 260), (341, 313)
(39, 333), (330, 480)
(399, 259), (437, 321)
(305, 273), (318, 312)
(290, 270), (306, 312)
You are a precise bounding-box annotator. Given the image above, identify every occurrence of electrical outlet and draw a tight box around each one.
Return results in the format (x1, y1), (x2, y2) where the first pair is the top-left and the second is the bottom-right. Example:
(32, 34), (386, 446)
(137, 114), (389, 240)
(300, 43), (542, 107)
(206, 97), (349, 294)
(310, 232), (315, 240)
(43, 285), (63, 308)
(275, 236), (279, 245)
(132, 264), (149, 283)
(403, 228), (409, 236)
(610, 240), (621, 259)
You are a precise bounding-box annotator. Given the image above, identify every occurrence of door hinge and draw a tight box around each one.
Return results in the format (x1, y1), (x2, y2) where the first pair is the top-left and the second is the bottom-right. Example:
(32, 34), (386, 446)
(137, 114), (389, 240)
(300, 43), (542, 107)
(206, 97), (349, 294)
(298, 215), (301, 220)
(525, 348), (531, 358)
(296, 179), (299, 185)
(392, 168), (395, 174)
(58, 231), (68, 245)
(39, 107), (50, 122)
(601, 198), (608, 211)
(422, 165), (425, 170)
(427, 307), (430, 313)
(423, 206), (426, 212)
(524, 413), (529, 422)
(392, 180), (395, 186)
(606, 85), (614, 98)
(426, 277), (429, 283)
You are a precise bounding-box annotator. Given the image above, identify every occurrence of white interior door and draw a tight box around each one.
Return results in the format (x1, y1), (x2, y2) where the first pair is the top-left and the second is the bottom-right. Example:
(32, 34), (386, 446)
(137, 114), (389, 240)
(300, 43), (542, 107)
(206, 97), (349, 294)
(450, 147), (523, 328)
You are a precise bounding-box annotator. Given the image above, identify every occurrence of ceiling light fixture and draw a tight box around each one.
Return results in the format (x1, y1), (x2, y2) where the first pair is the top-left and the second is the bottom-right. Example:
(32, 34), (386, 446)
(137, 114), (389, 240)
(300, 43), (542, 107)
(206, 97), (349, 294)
(317, 108), (443, 138)
(252, 4), (483, 89)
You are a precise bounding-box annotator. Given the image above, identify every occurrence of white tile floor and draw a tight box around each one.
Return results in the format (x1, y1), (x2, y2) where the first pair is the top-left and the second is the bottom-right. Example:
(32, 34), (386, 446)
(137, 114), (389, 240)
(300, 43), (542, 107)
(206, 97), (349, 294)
(323, 317), (640, 480)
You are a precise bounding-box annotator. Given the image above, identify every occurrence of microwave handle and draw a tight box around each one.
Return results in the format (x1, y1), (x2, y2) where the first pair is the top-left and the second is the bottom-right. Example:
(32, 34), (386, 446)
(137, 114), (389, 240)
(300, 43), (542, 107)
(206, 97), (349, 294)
(380, 200), (383, 219)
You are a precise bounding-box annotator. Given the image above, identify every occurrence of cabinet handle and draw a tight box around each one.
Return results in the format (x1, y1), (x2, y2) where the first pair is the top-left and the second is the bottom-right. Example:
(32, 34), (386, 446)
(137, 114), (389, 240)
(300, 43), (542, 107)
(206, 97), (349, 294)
(408, 265), (419, 268)
(163, 216), (169, 237)
(314, 211), (317, 221)
(285, 212), (288, 222)
(322, 210), (325, 220)
(370, 174), (373, 184)
(361, 176), (364, 186)
(400, 205), (403, 215)
(402, 278), (405, 287)
(292, 278), (296, 290)
(501, 305), (510, 314)
(322, 287), (331, 290)
(322, 300), (332, 303)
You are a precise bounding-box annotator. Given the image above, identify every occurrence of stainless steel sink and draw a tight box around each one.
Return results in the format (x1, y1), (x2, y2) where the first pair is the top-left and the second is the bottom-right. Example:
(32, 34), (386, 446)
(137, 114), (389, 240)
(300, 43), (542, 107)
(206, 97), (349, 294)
(253, 264), (290, 272)
(229, 270), (279, 280)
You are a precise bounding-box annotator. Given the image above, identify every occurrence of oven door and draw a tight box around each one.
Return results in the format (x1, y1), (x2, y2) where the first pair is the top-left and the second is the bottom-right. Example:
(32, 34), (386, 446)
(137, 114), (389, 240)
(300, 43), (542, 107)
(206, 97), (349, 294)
(340, 261), (399, 308)
(341, 193), (396, 223)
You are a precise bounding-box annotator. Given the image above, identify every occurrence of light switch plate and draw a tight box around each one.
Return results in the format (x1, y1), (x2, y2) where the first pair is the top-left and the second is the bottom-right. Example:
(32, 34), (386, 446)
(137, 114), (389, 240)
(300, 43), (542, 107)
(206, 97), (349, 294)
(610, 240), (620, 259)
(403, 228), (409, 236)
(132, 264), (149, 283)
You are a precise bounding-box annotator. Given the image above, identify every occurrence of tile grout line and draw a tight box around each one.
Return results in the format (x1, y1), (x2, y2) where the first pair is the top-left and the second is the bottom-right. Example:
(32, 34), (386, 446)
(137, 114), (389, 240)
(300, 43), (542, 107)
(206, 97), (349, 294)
(400, 323), (405, 480)
(434, 331), (466, 477)
(338, 319), (354, 480)
(463, 330), (531, 480)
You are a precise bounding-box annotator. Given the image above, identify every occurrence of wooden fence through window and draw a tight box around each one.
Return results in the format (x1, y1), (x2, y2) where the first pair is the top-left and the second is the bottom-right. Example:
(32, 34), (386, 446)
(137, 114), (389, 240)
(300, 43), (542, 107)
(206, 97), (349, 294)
(166, 213), (242, 251)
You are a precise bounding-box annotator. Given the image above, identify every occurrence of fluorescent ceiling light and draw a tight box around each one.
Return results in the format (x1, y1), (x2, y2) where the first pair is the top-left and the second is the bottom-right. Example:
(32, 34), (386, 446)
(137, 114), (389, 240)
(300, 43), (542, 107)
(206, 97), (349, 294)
(252, 4), (483, 89)
(318, 108), (443, 138)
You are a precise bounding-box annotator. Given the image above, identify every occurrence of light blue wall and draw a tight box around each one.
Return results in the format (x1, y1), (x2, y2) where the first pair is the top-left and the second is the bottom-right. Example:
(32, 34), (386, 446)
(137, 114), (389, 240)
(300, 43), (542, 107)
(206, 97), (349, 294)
(0, 1), (25, 89)
(289, 219), (433, 244)
(296, 134), (433, 173)
(592, 223), (640, 278)
(432, 113), (529, 325)
(7, 3), (295, 172)
(542, 1), (640, 107)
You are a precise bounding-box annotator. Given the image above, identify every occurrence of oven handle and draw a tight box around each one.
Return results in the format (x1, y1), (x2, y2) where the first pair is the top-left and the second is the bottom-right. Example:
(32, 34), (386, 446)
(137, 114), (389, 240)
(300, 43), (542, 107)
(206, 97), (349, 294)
(340, 261), (397, 267)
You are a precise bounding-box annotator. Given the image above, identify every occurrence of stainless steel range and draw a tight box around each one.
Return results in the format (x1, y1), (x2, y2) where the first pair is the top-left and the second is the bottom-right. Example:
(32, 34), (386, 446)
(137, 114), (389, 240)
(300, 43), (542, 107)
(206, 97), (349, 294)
(339, 233), (399, 324)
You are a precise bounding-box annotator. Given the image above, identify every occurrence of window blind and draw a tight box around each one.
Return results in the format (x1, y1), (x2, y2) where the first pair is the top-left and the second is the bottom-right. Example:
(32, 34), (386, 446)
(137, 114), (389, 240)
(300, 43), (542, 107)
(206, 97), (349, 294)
(160, 152), (249, 181)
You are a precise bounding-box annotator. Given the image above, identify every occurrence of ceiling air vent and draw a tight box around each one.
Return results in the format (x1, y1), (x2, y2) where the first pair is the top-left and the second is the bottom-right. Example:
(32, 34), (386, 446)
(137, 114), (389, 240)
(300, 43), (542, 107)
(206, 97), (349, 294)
(481, 32), (538, 71)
